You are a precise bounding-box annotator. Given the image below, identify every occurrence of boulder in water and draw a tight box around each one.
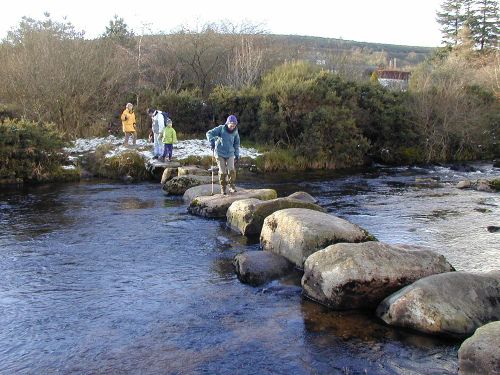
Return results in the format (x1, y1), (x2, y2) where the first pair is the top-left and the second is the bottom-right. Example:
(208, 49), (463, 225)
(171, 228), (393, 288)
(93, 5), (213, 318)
(227, 197), (326, 236)
(183, 183), (222, 202)
(458, 321), (500, 375)
(260, 208), (375, 268)
(233, 251), (295, 286)
(376, 271), (500, 338)
(188, 189), (277, 218)
(160, 167), (178, 185)
(287, 191), (319, 204)
(146, 159), (180, 180)
(302, 242), (454, 310)
(163, 175), (212, 195)
(456, 180), (472, 189)
(177, 165), (210, 177)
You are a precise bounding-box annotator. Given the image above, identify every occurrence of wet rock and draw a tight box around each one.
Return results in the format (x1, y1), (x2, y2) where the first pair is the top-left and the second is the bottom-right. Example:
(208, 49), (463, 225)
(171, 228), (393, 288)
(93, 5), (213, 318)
(287, 191), (318, 204)
(487, 226), (500, 233)
(456, 180), (472, 189)
(177, 165), (210, 177)
(183, 183), (222, 202)
(227, 197), (326, 236)
(302, 242), (454, 310)
(121, 174), (134, 183)
(456, 179), (496, 192)
(476, 179), (493, 192)
(188, 189), (277, 218)
(450, 164), (477, 173)
(163, 175), (212, 195)
(233, 251), (295, 286)
(458, 321), (500, 375)
(376, 271), (500, 338)
(415, 177), (442, 187)
(146, 159), (180, 180)
(260, 208), (375, 268)
(160, 167), (178, 185)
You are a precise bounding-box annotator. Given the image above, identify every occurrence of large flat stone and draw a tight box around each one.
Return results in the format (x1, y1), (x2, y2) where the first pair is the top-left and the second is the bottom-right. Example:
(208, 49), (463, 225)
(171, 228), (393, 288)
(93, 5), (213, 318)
(302, 242), (454, 310)
(177, 165), (210, 176)
(260, 208), (375, 268)
(183, 184), (221, 202)
(188, 189), (277, 218)
(227, 197), (326, 236)
(162, 175), (212, 195)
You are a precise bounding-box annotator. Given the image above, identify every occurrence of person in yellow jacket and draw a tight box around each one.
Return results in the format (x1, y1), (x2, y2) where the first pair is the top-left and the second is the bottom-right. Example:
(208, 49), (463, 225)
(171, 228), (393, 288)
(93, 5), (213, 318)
(120, 103), (136, 146)
(161, 117), (177, 162)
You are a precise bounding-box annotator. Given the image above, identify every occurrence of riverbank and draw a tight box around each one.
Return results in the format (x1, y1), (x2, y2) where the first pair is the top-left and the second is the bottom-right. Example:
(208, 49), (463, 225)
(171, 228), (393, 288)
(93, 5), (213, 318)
(2, 128), (499, 187)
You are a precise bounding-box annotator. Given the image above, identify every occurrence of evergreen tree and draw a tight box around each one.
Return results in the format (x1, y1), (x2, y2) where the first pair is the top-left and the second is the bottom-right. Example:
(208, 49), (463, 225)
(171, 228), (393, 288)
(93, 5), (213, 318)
(462, 0), (480, 35)
(102, 15), (134, 46)
(437, 0), (464, 46)
(474, 0), (499, 50)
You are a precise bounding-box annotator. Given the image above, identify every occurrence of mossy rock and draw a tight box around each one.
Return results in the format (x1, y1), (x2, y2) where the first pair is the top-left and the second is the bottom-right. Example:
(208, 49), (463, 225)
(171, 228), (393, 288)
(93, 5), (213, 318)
(84, 149), (149, 181)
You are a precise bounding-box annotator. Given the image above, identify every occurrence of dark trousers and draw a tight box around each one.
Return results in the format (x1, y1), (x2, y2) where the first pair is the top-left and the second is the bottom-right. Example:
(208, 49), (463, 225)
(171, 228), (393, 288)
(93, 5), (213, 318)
(162, 144), (173, 159)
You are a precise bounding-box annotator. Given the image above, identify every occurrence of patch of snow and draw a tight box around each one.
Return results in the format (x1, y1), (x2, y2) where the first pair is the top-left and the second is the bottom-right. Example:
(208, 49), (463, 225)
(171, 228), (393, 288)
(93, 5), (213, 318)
(62, 165), (76, 170)
(64, 136), (261, 161)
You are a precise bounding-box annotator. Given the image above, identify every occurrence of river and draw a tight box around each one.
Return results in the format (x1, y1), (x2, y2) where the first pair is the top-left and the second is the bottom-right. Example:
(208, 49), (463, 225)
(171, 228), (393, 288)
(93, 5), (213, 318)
(0, 163), (498, 374)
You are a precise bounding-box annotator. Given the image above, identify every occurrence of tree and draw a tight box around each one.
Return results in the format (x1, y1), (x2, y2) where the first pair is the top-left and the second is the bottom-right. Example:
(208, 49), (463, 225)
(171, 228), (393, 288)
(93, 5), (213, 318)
(474, 0), (499, 50)
(437, 0), (499, 50)
(4, 12), (83, 45)
(225, 37), (264, 89)
(102, 15), (134, 46)
(0, 14), (133, 136)
(437, 0), (464, 46)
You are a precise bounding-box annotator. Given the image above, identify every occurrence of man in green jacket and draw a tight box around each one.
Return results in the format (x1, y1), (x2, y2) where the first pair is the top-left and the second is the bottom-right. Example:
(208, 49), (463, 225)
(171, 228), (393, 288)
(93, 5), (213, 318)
(206, 115), (240, 195)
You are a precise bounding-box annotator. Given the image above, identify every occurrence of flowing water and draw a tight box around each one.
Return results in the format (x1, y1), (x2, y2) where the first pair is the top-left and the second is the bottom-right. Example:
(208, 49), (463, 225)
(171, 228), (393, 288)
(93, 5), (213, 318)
(0, 163), (498, 374)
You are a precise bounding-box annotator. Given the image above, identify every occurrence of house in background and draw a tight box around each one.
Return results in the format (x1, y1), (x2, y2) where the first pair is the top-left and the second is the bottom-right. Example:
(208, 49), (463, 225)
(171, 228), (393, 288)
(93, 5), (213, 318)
(377, 69), (411, 90)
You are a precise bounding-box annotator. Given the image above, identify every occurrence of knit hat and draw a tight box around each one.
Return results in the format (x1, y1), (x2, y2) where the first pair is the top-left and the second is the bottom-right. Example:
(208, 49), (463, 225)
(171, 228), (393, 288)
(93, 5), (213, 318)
(226, 114), (238, 125)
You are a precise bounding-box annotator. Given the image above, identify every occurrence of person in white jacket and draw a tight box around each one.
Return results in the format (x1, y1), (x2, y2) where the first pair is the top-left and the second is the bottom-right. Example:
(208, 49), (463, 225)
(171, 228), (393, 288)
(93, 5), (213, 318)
(147, 108), (165, 159)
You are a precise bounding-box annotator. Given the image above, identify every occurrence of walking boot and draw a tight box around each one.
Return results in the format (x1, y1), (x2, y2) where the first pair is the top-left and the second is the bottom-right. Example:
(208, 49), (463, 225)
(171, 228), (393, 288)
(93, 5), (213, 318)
(219, 173), (228, 195)
(228, 170), (237, 193)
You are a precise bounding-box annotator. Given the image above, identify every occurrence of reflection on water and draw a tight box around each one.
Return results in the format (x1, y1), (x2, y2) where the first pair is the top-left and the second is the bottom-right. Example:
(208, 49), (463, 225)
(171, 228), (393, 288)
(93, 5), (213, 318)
(116, 197), (157, 210)
(0, 163), (498, 373)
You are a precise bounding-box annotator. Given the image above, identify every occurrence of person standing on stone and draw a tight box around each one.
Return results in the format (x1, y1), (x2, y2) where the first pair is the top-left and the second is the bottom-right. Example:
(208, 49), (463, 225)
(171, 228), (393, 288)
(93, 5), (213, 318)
(147, 108), (165, 159)
(206, 114), (240, 195)
(120, 103), (136, 146)
(161, 117), (177, 162)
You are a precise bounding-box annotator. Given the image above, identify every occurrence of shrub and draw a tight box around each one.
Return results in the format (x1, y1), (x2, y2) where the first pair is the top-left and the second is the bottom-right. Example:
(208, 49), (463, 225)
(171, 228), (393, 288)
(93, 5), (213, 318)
(208, 85), (261, 140)
(0, 118), (69, 183)
(154, 89), (211, 135)
(254, 148), (309, 171)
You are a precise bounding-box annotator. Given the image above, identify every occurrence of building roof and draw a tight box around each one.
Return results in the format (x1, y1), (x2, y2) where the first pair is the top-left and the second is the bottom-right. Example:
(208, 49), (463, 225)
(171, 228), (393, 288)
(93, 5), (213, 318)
(377, 70), (411, 80)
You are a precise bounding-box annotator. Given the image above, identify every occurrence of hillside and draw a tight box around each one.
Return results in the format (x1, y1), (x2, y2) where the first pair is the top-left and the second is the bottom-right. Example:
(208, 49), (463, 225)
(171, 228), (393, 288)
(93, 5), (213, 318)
(267, 34), (435, 71)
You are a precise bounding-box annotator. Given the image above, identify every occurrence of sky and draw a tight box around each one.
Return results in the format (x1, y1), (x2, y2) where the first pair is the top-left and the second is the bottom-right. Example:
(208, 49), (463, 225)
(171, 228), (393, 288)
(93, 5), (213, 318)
(2, 0), (443, 47)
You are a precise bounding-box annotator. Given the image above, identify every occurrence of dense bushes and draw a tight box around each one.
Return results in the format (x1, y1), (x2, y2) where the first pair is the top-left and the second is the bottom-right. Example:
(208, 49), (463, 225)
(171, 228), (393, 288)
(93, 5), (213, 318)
(209, 86), (261, 139)
(0, 119), (75, 183)
(153, 89), (211, 135)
